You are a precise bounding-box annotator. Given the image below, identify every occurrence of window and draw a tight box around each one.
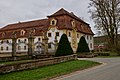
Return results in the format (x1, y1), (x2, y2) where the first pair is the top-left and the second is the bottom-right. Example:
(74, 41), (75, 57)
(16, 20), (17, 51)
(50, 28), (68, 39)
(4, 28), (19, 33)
(90, 43), (92, 48)
(90, 36), (92, 40)
(50, 19), (57, 26)
(7, 40), (9, 43)
(71, 20), (75, 27)
(18, 46), (21, 50)
(1, 40), (3, 44)
(38, 38), (41, 41)
(24, 46), (27, 50)
(52, 21), (55, 25)
(6, 47), (9, 51)
(21, 30), (25, 36)
(1, 47), (3, 51)
(56, 32), (59, 37)
(48, 43), (51, 48)
(87, 35), (89, 40)
(48, 33), (51, 37)
(68, 32), (71, 37)
(18, 39), (20, 42)
(77, 34), (79, 38)
(24, 39), (27, 42)
(2, 32), (5, 37)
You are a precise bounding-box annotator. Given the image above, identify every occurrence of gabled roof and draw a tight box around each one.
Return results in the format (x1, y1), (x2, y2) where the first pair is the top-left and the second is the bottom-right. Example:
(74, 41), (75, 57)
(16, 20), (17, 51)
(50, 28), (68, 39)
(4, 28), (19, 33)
(48, 8), (88, 25)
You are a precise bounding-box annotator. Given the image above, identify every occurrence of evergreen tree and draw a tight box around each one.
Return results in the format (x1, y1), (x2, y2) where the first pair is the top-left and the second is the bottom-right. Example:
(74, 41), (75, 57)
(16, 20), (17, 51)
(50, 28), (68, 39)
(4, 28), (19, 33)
(55, 34), (73, 57)
(77, 36), (90, 53)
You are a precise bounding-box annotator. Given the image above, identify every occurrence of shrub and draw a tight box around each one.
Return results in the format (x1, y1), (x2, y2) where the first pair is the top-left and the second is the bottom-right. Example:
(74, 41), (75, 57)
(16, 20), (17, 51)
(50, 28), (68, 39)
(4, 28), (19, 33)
(55, 34), (73, 57)
(77, 36), (90, 53)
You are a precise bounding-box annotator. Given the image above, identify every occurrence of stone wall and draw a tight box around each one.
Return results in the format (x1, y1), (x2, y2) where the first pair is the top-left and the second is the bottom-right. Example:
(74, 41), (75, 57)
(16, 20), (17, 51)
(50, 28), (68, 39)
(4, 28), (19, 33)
(0, 54), (77, 74)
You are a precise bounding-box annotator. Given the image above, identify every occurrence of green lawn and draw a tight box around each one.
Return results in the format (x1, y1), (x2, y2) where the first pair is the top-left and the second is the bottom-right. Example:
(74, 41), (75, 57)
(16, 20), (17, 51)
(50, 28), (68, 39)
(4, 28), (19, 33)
(0, 60), (100, 80)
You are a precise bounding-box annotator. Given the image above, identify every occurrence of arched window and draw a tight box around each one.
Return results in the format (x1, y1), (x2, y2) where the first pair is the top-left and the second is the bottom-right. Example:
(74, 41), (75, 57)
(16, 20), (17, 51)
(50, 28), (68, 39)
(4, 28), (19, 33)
(50, 19), (57, 26)
(20, 30), (25, 36)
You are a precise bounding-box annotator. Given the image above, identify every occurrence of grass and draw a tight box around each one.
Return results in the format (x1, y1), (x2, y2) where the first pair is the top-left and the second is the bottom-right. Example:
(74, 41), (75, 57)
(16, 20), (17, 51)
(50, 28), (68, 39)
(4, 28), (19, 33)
(0, 60), (100, 80)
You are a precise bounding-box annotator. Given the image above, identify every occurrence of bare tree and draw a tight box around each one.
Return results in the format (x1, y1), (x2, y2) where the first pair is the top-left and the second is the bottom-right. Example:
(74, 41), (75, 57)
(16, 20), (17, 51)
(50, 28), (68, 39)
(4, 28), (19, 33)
(89, 0), (120, 51)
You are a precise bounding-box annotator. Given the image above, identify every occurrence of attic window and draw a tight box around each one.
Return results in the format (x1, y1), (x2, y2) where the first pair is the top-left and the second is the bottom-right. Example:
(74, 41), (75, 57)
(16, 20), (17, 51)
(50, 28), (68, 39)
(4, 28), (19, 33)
(21, 30), (25, 36)
(2, 32), (5, 37)
(71, 20), (75, 27)
(50, 19), (57, 26)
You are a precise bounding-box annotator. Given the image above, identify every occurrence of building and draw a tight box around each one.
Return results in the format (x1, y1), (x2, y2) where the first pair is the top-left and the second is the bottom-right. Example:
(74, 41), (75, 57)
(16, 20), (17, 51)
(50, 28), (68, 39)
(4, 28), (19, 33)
(94, 34), (120, 52)
(0, 8), (94, 54)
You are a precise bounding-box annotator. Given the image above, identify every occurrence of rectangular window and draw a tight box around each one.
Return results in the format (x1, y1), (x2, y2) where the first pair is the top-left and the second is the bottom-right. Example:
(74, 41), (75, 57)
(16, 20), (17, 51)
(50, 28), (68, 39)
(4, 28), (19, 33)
(38, 38), (41, 41)
(77, 34), (79, 38)
(24, 46), (27, 50)
(6, 47), (9, 51)
(68, 32), (71, 37)
(18, 39), (20, 42)
(7, 40), (9, 43)
(18, 46), (21, 50)
(48, 43), (51, 48)
(87, 35), (89, 40)
(1, 47), (3, 51)
(24, 39), (27, 42)
(56, 32), (59, 37)
(90, 43), (92, 48)
(48, 33), (51, 37)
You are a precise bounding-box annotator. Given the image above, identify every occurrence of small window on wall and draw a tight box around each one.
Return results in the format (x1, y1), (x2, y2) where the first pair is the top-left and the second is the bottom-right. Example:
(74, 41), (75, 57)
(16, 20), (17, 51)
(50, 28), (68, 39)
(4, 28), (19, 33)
(68, 32), (71, 37)
(7, 40), (9, 43)
(48, 43), (51, 49)
(56, 32), (59, 37)
(24, 39), (27, 42)
(52, 21), (55, 25)
(77, 34), (79, 38)
(1, 47), (3, 51)
(1, 40), (3, 44)
(50, 19), (57, 26)
(18, 46), (21, 50)
(38, 38), (41, 41)
(24, 46), (27, 50)
(48, 33), (51, 37)
(90, 43), (92, 48)
(87, 35), (89, 40)
(90, 36), (92, 40)
(18, 39), (20, 42)
(6, 47), (9, 51)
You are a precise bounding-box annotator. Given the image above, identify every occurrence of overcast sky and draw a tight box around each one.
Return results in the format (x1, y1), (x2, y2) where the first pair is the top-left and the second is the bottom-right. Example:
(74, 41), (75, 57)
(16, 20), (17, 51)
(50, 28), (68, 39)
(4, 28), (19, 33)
(0, 0), (96, 34)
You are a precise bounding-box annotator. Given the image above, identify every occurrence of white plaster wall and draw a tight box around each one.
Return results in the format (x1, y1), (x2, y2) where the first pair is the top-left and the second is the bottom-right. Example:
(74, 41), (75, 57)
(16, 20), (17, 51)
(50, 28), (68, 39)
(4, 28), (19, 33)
(0, 39), (12, 53)
(47, 27), (64, 52)
(85, 35), (94, 50)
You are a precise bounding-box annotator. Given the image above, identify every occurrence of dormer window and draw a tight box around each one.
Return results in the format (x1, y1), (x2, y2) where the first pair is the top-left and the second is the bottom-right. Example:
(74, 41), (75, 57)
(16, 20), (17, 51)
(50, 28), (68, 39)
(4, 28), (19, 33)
(52, 21), (55, 25)
(50, 19), (57, 26)
(2, 32), (5, 37)
(21, 30), (25, 36)
(71, 20), (76, 28)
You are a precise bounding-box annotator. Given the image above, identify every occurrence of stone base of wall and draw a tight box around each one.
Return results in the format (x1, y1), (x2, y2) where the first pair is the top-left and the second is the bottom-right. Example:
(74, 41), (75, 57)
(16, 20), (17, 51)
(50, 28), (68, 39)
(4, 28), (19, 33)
(0, 54), (77, 74)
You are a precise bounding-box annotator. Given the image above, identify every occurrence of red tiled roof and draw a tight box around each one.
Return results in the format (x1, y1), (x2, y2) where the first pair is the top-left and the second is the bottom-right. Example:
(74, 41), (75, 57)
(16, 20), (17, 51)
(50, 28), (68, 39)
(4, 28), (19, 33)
(0, 19), (49, 31)
(48, 8), (88, 25)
